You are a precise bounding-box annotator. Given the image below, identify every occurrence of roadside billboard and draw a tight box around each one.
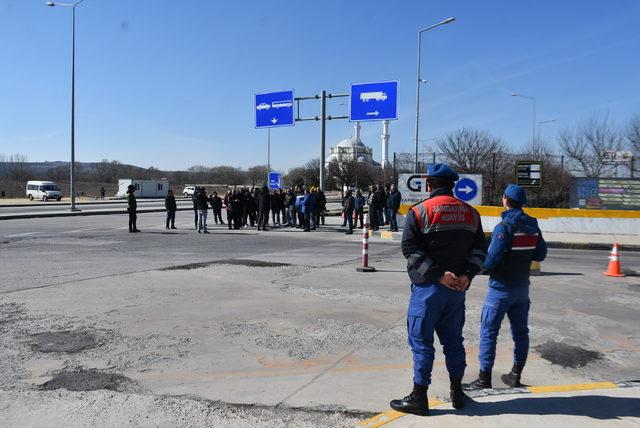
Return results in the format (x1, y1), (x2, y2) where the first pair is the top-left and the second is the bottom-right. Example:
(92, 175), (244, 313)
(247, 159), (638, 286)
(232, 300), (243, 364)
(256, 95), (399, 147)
(571, 177), (640, 210)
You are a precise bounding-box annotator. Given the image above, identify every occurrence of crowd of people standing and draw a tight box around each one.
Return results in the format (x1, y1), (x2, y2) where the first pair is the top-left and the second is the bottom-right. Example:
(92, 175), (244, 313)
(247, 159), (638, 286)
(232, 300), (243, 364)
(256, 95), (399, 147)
(341, 183), (402, 234)
(181, 185), (328, 233)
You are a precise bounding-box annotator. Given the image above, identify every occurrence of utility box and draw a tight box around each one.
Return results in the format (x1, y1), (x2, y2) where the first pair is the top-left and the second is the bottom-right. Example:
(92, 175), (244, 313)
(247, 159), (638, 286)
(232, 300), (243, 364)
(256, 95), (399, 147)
(116, 179), (169, 198)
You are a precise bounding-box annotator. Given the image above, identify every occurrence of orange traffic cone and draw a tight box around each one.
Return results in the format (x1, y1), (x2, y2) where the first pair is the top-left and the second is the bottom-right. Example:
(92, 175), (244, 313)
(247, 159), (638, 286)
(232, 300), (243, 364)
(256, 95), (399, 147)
(603, 243), (625, 277)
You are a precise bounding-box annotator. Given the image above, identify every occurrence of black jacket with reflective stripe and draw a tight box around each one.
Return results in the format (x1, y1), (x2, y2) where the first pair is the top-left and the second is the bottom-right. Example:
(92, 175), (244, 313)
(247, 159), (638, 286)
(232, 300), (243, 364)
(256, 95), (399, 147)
(401, 188), (487, 285)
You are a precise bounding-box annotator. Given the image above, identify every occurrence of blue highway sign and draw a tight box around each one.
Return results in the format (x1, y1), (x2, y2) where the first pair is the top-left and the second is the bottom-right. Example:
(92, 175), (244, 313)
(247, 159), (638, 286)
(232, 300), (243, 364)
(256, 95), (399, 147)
(255, 90), (295, 128)
(454, 177), (478, 202)
(349, 81), (398, 122)
(268, 171), (282, 190)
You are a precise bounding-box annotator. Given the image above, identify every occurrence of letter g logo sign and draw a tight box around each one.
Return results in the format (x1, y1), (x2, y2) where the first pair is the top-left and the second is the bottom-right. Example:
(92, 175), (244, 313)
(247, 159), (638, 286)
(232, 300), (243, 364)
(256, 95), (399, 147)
(407, 174), (429, 192)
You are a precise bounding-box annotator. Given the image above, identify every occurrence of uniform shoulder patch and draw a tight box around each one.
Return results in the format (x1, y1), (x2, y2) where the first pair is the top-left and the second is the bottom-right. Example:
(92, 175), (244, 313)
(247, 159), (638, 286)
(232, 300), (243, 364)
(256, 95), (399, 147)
(496, 232), (504, 241)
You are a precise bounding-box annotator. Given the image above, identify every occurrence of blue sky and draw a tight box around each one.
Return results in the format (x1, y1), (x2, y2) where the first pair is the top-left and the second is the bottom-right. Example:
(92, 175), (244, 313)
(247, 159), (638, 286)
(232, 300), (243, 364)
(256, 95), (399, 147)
(1, 0), (639, 171)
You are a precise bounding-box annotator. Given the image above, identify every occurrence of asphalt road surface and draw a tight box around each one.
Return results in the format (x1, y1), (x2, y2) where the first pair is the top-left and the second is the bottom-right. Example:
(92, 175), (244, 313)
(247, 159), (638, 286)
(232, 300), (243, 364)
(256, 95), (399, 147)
(1, 213), (639, 426)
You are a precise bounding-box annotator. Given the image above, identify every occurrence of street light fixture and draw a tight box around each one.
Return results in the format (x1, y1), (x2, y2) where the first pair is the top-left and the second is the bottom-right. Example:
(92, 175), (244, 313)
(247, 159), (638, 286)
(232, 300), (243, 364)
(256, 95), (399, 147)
(537, 119), (557, 143)
(511, 92), (536, 145)
(46, 0), (87, 211)
(414, 17), (456, 173)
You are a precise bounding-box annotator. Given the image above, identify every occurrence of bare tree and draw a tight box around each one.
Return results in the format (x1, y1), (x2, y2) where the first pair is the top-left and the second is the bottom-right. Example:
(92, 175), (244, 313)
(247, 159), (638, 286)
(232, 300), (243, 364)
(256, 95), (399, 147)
(435, 128), (507, 173)
(302, 158), (321, 187)
(3, 153), (31, 182)
(626, 114), (640, 153)
(625, 115), (640, 175)
(559, 114), (622, 177)
(247, 165), (268, 186)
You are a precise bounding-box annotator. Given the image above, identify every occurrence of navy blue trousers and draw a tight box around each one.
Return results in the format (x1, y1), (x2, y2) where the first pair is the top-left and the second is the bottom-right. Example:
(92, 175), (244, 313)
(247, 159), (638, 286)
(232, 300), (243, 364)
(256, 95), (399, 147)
(478, 286), (530, 371)
(407, 283), (466, 386)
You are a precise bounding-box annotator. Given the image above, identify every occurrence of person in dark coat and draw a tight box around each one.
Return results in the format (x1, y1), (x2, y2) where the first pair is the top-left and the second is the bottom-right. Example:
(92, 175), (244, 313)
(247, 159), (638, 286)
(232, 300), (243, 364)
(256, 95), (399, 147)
(354, 190), (366, 228)
(165, 189), (177, 229)
(342, 189), (355, 234)
(224, 190), (233, 230)
(245, 189), (256, 227)
(231, 190), (243, 229)
(196, 187), (210, 233)
(210, 191), (223, 224)
(100, 186), (106, 199)
(271, 189), (283, 226)
(315, 189), (327, 226)
(257, 186), (271, 231)
(192, 189), (199, 230)
(126, 184), (140, 233)
(386, 184), (402, 232)
(367, 185), (378, 230)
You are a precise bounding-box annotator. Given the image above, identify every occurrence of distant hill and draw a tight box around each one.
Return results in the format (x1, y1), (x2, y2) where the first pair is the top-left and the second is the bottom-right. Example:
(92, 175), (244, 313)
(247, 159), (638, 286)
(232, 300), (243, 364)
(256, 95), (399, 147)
(22, 161), (150, 176)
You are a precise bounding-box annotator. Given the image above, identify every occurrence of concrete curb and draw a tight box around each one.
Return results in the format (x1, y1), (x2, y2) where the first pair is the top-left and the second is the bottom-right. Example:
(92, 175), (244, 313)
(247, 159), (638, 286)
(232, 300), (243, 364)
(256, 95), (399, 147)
(369, 230), (640, 252)
(357, 380), (640, 427)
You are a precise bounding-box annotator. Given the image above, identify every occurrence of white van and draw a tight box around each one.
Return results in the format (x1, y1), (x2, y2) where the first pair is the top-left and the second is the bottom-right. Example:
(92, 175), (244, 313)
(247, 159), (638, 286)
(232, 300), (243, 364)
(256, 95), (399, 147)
(26, 181), (63, 201)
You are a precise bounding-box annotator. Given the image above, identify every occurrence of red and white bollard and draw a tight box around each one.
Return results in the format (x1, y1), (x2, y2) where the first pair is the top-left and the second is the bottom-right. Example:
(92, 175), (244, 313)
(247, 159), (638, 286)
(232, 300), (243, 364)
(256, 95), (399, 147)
(356, 214), (376, 272)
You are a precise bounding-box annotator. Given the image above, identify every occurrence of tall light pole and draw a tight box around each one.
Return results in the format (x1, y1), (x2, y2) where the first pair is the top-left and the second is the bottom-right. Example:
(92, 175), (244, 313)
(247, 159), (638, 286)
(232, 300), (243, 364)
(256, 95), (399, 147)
(46, 0), (86, 211)
(511, 92), (536, 145)
(414, 17), (455, 173)
(537, 119), (557, 143)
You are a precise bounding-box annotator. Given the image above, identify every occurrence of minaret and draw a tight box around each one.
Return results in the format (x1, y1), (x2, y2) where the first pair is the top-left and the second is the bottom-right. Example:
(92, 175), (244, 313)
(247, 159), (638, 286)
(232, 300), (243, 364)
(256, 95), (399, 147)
(381, 120), (390, 168)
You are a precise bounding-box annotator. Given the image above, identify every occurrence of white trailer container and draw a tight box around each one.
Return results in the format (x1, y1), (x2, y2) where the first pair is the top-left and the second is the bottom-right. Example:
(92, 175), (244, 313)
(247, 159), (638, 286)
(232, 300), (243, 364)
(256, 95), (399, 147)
(116, 179), (169, 198)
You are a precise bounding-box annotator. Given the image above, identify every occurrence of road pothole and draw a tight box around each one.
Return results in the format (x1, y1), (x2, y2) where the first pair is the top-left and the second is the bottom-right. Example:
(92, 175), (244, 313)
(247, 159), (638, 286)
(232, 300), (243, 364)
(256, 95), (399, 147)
(30, 330), (99, 353)
(161, 259), (291, 270)
(536, 341), (603, 368)
(41, 369), (140, 392)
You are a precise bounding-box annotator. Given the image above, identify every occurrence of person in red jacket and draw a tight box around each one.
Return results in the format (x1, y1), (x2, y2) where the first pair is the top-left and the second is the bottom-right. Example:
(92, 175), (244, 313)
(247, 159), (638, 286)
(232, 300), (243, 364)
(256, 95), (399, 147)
(390, 163), (487, 416)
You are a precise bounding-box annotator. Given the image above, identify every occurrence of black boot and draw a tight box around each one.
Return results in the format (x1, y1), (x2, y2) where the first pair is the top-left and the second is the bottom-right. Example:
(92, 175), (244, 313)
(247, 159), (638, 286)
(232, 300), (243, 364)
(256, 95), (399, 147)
(465, 370), (492, 390)
(501, 364), (524, 387)
(390, 383), (428, 416)
(450, 377), (466, 409)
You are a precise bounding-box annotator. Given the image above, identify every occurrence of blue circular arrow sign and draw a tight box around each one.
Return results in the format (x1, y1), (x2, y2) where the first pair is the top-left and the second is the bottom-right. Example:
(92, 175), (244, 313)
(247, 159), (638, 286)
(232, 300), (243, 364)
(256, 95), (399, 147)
(454, 178), (478, 202)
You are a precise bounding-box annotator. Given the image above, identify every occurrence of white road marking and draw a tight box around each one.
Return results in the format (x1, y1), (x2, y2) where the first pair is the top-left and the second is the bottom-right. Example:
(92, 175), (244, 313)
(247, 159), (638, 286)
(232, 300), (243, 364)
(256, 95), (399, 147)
(4, 231), (39, 238)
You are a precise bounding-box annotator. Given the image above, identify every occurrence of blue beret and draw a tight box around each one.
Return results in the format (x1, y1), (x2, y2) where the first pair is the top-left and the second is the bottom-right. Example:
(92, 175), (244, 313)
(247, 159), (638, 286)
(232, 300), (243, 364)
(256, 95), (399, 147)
(427, 163), (459, 181)
(504, 184), (527, 205)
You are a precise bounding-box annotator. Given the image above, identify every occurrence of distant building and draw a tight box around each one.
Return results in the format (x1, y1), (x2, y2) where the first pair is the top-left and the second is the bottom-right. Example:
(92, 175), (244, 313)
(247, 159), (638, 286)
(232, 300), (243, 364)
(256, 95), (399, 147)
(325, 123), (377, 166)
(116, 179), (169, 198)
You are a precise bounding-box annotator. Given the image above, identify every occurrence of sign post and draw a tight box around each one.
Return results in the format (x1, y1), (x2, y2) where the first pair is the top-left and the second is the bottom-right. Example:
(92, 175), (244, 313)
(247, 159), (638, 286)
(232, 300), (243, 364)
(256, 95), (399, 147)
(516, 161), (543, 187)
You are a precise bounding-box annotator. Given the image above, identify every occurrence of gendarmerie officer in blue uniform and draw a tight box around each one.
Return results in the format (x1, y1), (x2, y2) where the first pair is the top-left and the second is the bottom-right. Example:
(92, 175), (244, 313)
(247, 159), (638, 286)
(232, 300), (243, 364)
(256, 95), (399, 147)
(467, 184), (547, 389)
(390, 164), (487, 416)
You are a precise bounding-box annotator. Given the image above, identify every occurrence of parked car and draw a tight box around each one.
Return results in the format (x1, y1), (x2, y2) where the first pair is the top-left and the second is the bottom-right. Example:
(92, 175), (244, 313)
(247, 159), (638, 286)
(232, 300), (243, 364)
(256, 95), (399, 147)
(182, 186), (196, 197)
(26, 181), (63, 201)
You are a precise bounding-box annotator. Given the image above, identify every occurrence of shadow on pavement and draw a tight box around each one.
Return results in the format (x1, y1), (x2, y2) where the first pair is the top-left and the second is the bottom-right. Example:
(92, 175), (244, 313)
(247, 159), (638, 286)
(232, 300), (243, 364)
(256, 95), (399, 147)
(431, 395), (640, 420)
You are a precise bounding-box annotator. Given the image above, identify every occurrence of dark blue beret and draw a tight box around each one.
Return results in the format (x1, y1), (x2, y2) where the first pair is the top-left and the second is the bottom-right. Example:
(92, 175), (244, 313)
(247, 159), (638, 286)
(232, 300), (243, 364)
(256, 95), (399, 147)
(504, 184), (527, 205)
(427, 163), (459, 181)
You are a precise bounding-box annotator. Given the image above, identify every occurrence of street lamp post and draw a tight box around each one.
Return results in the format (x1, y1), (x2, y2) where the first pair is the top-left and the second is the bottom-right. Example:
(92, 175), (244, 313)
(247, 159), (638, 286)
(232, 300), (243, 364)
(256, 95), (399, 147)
(414, 17), (455, 173)
(511, 92), (536, 145)
(537, 119), (557, 144)
(46, 0), (86, 211)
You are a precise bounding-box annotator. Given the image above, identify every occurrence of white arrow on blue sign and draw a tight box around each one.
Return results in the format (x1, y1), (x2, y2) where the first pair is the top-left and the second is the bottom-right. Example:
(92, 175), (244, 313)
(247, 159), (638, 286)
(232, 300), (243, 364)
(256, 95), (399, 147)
(255, 90), (295, 129)
(268, 171), (281, 190)
(454, 175), (483, 205)
(349, 81), (398, 122)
